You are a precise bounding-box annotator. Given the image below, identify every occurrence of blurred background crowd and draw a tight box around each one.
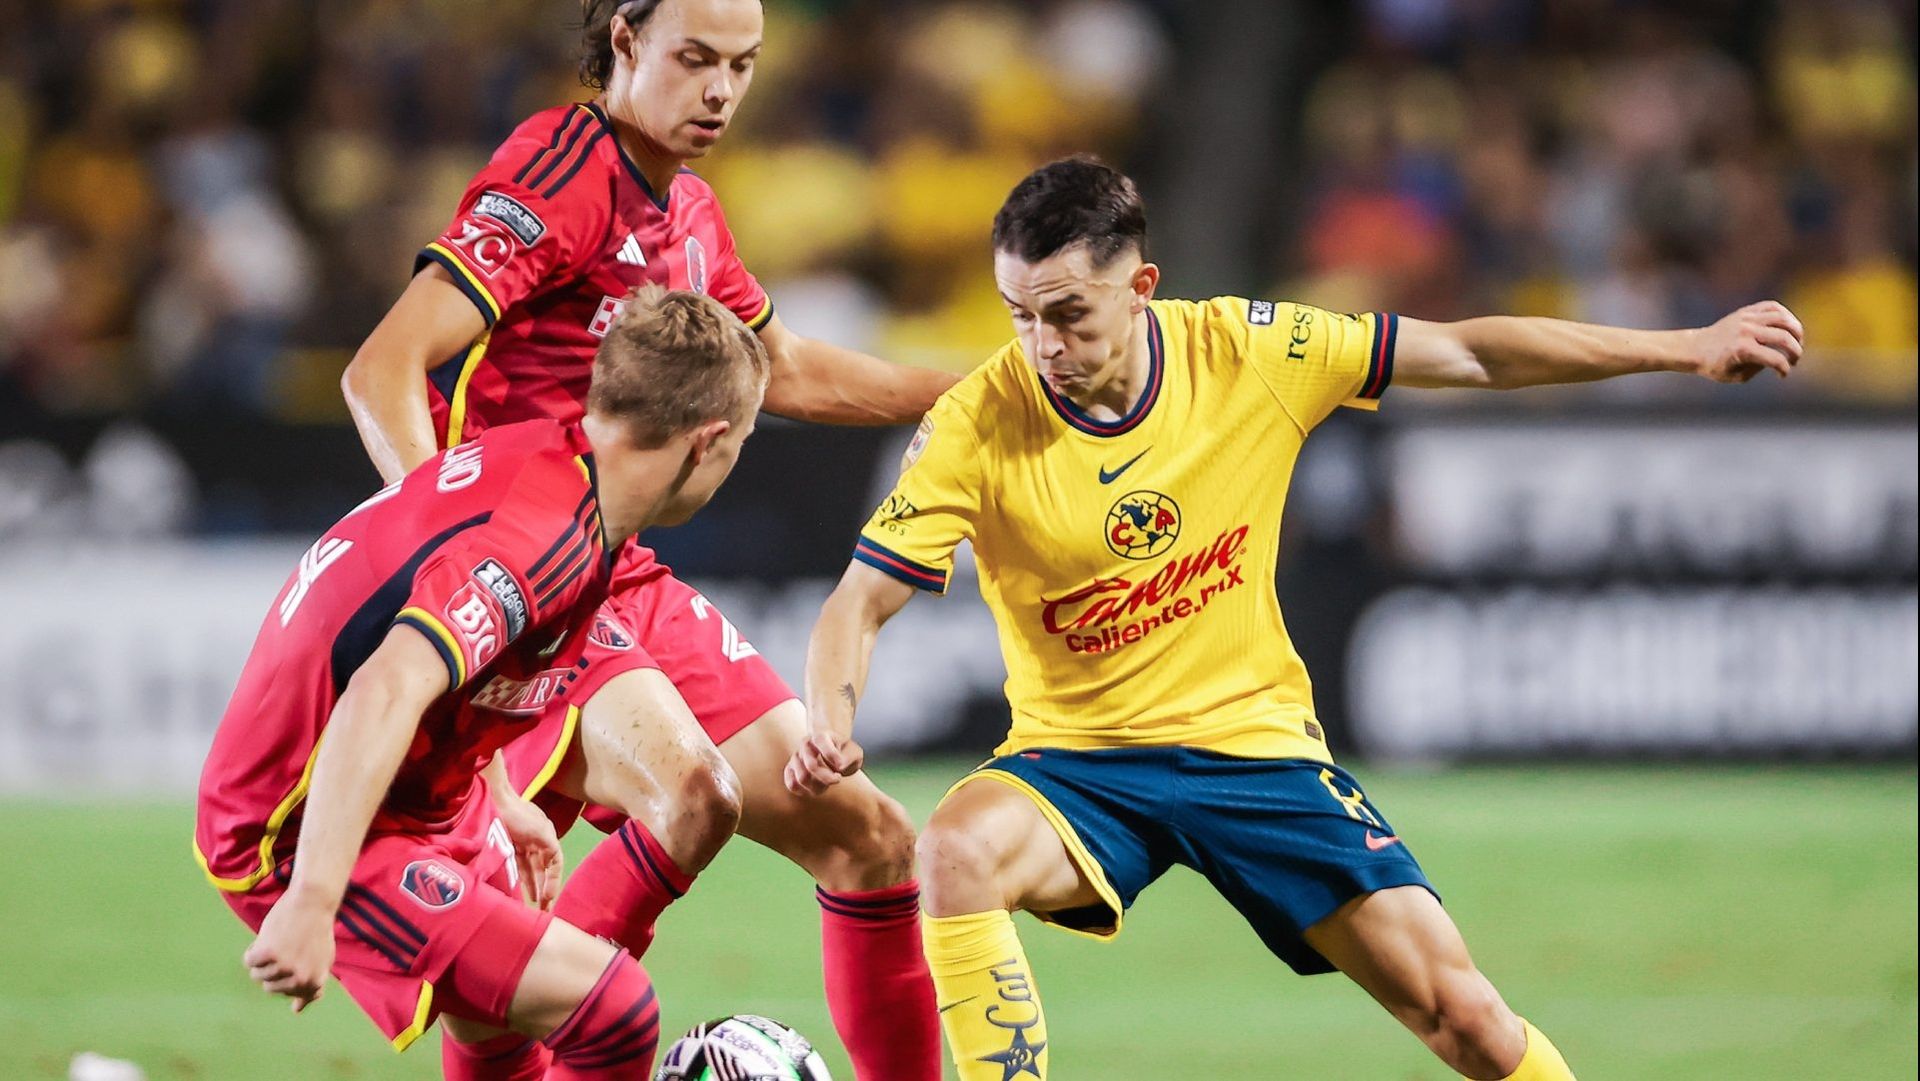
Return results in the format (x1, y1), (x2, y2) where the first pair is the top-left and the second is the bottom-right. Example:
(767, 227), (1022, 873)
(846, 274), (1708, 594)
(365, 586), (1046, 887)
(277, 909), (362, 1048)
(1, 0), (1913, 423)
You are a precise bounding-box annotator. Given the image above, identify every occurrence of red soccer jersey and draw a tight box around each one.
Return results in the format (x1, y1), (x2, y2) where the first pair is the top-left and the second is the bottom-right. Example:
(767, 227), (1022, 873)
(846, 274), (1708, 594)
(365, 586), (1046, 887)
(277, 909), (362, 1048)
(418, 101), (774, 447)
(194, 420), (614, 892)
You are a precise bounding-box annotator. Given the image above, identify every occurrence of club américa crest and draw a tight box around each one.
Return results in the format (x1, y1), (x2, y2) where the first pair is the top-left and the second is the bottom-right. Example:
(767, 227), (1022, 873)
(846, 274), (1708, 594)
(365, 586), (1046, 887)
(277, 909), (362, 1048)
(1105, 490), (1181, 560)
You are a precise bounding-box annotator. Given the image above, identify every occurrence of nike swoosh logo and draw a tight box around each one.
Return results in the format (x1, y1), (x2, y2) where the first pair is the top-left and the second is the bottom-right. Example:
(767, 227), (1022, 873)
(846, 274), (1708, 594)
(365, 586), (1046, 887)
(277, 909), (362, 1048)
(1365, 832), (1402, 852)
(1098, 447), (1151, 485)
(937, 996), (978, 1014)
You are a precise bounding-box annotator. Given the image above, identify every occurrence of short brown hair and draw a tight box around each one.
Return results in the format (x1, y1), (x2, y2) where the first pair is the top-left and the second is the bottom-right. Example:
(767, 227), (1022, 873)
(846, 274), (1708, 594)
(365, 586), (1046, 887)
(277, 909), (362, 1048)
(992, 156), (1147, 269)
(588, 286), (769, 446)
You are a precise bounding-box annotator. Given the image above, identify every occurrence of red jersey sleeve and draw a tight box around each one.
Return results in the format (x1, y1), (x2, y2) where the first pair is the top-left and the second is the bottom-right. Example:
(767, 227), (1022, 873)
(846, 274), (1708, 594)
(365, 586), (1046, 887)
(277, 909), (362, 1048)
(392, 448), (608, 690)
(394, 545), (536, 689)
(700, 189), (774, 332)
(417, 109), (612, 326)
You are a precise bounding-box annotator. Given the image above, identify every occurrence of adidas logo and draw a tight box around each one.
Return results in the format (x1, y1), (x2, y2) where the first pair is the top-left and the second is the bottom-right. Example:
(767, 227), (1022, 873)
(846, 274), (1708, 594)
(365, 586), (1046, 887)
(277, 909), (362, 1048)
(616, 233), (647, 266)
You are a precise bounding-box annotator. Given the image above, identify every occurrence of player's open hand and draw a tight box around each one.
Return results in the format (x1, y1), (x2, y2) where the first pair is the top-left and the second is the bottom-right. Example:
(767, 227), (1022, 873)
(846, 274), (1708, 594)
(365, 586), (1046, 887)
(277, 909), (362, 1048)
(784, 729), (865, 796)
(494, 791), (564, 910)
(1690, 301), (1805, 383)
(244, 892), (335, 1012)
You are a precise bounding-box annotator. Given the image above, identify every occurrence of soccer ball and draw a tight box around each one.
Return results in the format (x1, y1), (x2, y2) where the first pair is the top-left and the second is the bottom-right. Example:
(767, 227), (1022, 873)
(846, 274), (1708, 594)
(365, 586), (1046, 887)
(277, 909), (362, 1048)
(653, 1014), (833, 1081)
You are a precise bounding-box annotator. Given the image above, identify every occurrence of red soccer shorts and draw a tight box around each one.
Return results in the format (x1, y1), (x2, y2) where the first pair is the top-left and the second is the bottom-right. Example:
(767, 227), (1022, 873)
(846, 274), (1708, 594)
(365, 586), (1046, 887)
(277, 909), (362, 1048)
(221, 790), (553, 1050)
(502, 548), (797, 834)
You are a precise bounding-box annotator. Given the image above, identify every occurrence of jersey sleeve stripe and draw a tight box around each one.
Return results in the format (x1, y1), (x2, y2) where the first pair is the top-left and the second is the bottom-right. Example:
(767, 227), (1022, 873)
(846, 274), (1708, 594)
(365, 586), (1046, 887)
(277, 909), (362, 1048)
(536, 552), (594, 610)
(395, 607), (466, 688)
(527, 493), (596, 579)
(533, 530), (590, 595)
(853, 537), (949, 592)
(513, 107), (590, 185)
(522, 108), (594, 191)
(745, 296), (775, 331)
(1360, 312), (1398, 400)
(539, 129), (609, 199)
(418, 243), (503, 326)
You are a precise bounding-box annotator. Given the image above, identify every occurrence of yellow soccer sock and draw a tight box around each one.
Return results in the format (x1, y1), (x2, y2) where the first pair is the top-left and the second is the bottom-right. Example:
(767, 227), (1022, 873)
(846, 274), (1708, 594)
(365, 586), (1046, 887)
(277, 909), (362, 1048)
(923, 909), (1050, 1080)
(1493, 1019), (1576, 1081)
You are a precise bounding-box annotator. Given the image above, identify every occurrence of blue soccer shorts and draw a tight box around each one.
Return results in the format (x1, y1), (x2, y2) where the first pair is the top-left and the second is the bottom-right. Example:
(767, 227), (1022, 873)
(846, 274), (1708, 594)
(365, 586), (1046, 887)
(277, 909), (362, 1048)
(948, 746), (1436, 975)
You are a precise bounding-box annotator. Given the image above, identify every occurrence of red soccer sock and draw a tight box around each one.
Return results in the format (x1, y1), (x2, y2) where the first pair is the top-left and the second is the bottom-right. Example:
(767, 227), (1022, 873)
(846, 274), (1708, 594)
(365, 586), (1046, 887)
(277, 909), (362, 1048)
(553, 819), (694, 957)
(542, 951), (661, 1079)
(817, 881), (942, 1081)
(441, 1030), (549, 1081)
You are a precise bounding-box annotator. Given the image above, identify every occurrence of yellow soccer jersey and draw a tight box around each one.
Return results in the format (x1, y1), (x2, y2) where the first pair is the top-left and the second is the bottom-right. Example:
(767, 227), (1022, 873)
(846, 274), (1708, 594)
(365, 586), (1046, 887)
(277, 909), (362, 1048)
(854, 297), (1397, 761)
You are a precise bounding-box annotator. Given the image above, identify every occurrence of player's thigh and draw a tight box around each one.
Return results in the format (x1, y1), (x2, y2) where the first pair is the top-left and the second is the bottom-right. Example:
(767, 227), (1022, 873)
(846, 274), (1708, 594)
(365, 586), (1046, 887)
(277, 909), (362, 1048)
(920, 776), (1103, 916)
(719, 698), (916, 889)
(502, 917), (622, 1038)
(1303, 884), (1502, 1020)
(555, 667), (741, 830)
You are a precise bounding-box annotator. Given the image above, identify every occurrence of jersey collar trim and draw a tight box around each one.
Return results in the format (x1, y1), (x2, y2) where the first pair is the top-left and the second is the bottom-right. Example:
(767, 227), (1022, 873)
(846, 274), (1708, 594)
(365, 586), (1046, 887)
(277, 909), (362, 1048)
(585, 103), (672, 212)
(1041, 308), (1164, 438)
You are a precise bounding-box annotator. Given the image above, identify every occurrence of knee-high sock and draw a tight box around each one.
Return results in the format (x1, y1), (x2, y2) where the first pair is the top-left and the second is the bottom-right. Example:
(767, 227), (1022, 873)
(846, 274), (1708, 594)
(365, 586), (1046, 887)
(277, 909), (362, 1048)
(553, 819), (693, 957)
(817, 882), (941, 1081)
(923, 909), (1049, 1081)
(440, 1030), (548, 1081)
(542, 951), (661, 1079)
(1492, 1020), (1575, 1081)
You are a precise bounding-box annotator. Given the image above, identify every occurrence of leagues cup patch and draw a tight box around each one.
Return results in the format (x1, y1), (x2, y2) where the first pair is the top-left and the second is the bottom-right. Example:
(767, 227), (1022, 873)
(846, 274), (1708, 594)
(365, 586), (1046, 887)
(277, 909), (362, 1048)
(902, 415), (933, 471)
(472, 559), (529, 641)
(473, 190), (547, 245)
(401, 860), (465, 909)
(1248, 299), (1276, 325)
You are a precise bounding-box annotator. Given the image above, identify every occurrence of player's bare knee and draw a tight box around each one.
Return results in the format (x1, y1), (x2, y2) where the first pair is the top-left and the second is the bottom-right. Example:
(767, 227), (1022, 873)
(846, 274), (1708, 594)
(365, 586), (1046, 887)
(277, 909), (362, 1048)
(662, 752), (741, 872)
(916, 818), (1008, 912)
(845, 789), (916, 879)
(793, 787), (916, 891)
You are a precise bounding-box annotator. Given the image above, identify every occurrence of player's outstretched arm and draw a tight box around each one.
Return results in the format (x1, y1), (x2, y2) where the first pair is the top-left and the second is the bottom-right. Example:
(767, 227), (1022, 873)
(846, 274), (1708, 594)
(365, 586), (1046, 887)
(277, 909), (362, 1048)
(757, 313), (961, 426)
(788, 562), (918, 795)
(341, 265), (490, 482)
(1392, 300), (1805, 391)
(242, 625), (450, 1010)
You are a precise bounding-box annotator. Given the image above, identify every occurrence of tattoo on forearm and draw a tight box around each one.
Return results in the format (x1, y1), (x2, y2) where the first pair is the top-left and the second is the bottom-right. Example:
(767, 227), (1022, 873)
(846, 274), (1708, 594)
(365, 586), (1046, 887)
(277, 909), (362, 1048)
(838, 682), (857, 709)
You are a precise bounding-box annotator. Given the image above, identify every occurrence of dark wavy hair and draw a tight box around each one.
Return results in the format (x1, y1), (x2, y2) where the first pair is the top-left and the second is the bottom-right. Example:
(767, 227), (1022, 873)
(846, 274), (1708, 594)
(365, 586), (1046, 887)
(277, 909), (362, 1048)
(992, 156), (1148, 268)
(578, 0), (669, 90)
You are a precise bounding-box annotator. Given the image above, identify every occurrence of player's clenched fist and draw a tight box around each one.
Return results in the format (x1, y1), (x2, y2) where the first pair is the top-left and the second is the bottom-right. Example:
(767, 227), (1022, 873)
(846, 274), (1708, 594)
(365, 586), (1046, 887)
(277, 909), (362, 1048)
(785, 729), (865, 796)
(243, 891), (335, 1012)
(1689, 300), (1805, 383)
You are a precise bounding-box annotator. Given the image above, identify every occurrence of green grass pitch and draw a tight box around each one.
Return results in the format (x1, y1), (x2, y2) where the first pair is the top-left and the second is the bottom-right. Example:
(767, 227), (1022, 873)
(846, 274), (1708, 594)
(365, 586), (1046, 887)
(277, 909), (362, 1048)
(1, 763), (1913, 1079)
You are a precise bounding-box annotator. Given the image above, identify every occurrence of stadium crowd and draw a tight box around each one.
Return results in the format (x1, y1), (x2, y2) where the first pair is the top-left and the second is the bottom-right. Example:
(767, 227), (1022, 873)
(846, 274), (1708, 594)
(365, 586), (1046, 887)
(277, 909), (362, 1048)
(0, 0), (1912, 419)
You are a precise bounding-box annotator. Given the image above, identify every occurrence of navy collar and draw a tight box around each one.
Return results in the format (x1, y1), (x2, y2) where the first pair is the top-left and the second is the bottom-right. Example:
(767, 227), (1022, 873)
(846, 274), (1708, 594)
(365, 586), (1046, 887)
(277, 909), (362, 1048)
(1040, 309), (1164, 438)
(585, 102), (672, 212)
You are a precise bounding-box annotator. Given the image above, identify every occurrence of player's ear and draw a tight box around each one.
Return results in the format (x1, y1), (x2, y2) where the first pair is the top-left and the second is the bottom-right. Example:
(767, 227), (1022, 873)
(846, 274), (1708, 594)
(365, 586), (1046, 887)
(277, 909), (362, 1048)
(1129, 261), (1160, 313)
(685, 418), (732, 464)
(611, 11), (637, 65)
